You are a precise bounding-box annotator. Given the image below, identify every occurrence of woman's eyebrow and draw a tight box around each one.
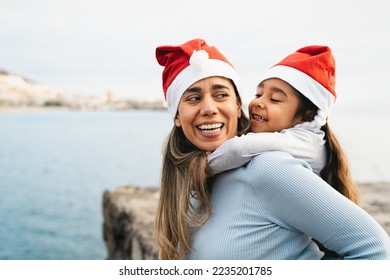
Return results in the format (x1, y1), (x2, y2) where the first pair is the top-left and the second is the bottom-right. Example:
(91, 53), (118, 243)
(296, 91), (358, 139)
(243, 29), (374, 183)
(184, 86), (202, 93)
(211, 84), (230, 90)
(185, 84), (230, 93)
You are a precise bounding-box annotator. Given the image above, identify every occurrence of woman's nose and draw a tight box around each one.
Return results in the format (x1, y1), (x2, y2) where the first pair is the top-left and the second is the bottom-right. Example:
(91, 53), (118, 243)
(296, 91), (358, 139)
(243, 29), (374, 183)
(200, 96), (218, 115)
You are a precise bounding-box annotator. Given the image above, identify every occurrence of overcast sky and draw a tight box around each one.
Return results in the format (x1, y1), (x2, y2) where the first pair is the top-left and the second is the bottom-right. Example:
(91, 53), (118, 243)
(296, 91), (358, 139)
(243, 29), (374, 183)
(1, 0), (389, 109)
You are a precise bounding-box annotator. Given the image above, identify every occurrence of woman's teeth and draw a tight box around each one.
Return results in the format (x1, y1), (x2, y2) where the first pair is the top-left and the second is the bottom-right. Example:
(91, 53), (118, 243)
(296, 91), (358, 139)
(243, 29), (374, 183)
(198, 123), (223, 133)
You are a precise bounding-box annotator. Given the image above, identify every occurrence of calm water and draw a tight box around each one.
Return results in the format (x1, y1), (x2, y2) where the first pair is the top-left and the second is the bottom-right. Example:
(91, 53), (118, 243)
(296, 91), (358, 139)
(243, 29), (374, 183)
(0, 110), (171, 259)
(0, 107), (389, 260)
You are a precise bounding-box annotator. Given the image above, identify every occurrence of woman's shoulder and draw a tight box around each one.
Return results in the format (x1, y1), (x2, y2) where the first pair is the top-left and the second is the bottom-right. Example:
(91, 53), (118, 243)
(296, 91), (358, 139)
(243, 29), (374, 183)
(246, 151), (314, 191)
(249, 150), (312, 171)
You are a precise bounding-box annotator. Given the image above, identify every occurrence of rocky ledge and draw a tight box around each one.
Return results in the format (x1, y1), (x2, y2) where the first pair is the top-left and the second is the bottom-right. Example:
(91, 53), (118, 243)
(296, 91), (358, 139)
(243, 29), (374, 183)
(102, 183), (390, 260)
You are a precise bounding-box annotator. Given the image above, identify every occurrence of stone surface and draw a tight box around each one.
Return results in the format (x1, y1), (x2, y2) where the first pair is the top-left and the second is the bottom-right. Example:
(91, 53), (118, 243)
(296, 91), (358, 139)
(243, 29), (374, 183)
(103, 186), (159, 260)
(102, 183), (390, 260)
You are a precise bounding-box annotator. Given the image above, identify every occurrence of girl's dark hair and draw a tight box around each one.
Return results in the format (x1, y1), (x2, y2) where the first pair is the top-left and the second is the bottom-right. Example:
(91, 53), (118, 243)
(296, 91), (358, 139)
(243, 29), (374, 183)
(295, 91), (359, 204)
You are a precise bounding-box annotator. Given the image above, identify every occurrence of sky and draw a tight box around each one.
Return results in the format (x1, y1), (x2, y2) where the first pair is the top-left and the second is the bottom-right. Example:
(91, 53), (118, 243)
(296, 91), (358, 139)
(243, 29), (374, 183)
(1, 0), (389, 109)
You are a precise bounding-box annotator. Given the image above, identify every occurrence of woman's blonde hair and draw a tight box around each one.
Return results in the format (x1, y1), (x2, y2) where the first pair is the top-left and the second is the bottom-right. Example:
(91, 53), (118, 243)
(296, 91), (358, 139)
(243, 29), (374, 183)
(155, 91), (249, 260)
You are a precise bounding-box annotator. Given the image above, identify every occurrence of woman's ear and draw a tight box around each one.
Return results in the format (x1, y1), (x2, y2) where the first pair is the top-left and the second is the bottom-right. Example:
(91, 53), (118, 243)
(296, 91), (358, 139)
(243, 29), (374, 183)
(237, 102), (242, 118)
(174, 115), (181, 127)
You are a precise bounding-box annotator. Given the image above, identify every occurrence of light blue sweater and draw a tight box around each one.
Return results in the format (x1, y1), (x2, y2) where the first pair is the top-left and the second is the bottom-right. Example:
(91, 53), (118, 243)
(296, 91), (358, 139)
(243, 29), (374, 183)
(185, 151), (390, 260)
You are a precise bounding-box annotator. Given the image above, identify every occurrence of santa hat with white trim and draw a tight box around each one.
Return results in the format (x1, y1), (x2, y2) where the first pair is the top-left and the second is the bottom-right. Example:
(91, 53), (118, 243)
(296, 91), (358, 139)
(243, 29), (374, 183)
(156, 38), (241, 120)
(259, 45), (336, 127)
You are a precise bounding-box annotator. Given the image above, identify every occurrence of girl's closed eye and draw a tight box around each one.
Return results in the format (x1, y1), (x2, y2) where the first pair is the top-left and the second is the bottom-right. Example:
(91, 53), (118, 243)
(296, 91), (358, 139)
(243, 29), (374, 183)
(270, 92), (286, 103)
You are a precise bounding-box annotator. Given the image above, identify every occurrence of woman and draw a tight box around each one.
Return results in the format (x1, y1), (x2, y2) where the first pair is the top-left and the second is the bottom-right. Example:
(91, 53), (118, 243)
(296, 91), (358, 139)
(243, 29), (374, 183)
(155, 38), (390, 260)
(155, 38), (249, 260)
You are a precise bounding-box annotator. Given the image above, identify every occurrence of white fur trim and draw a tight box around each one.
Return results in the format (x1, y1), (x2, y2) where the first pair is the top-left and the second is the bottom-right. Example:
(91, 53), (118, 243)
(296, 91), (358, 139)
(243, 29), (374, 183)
(258, 65), (335, 116)
(166, 58), (241, 120)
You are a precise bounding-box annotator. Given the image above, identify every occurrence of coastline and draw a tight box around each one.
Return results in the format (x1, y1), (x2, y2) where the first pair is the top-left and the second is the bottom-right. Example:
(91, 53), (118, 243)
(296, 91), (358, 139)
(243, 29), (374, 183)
(0, 105), (166, 113)
(0, 105), (71, 112)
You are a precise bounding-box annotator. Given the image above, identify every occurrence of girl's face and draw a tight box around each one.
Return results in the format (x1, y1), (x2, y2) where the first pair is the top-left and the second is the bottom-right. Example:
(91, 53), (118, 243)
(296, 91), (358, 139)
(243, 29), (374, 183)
(175, 76), (242, 152)
(249, 78), (303, 133)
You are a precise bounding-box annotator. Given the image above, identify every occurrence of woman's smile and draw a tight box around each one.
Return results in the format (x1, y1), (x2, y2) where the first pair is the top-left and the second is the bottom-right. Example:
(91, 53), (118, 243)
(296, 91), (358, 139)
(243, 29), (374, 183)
(197, 122), (224, 134)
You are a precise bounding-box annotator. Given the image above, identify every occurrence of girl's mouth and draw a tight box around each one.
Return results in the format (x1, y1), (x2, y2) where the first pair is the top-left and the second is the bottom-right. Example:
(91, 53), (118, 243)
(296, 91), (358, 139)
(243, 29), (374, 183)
(252, 114), (267, 122)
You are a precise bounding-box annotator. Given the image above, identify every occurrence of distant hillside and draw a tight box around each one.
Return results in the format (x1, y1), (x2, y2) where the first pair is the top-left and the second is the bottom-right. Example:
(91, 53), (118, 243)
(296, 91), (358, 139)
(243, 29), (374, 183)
(0, 71), (74, 107)
(0, 71), (165, 110)
(0, 70), (35, 83)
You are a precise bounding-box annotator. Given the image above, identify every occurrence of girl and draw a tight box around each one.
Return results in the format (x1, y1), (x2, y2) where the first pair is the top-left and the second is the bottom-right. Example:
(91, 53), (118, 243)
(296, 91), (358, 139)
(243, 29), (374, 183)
(208, 45), (359, 204)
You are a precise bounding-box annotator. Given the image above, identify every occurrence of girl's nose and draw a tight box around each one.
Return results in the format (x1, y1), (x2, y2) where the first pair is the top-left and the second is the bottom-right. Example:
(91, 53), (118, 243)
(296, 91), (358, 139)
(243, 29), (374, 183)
(253, 97), (265, 109)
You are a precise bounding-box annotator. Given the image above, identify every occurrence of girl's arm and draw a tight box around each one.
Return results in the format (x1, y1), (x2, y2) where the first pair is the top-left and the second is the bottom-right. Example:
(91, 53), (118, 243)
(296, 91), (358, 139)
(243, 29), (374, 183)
(208, 128), (323, 175)
(250, 152), (390, 259)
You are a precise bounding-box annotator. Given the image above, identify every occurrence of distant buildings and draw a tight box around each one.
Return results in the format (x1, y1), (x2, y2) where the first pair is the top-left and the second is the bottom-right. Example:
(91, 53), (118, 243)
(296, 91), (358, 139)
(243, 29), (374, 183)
(0, 71), (165, 111)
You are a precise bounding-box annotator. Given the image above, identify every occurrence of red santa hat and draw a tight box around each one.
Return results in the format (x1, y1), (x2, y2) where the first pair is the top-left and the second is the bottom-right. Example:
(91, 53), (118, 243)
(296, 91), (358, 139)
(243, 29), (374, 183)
(156, 38), (241, 119)
(259, 45), (336, 120)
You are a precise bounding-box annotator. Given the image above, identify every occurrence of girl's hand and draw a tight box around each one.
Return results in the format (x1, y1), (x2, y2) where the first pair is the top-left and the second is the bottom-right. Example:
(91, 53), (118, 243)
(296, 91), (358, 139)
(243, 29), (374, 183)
(205, 151), (213, 176)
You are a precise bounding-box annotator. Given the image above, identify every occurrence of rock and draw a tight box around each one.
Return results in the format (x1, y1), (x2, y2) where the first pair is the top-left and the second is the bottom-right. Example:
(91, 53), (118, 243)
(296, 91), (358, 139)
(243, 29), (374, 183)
(102, 186), (159, 260)
(102, 183), (390, 260)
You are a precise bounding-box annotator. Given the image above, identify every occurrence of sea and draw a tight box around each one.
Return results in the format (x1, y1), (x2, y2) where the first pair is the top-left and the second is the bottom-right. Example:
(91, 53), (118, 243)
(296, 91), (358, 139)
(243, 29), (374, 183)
(0, 107), (389, 260)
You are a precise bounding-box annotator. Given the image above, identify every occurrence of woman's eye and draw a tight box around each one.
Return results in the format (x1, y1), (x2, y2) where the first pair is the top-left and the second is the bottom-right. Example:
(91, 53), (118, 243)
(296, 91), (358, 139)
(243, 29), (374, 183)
(186, 95), (201, 102)
(215, 92), (228, 99)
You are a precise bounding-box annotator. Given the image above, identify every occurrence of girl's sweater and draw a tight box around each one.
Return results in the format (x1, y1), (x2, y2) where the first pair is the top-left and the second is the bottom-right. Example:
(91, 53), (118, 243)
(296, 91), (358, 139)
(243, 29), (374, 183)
(208, 126), (326, 175)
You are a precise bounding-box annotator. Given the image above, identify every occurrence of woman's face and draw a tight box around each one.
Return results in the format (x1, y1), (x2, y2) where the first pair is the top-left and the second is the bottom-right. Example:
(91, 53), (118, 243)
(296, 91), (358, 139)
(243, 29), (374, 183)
(174, 76), (242, 152)
(248, 78), (303, 133)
